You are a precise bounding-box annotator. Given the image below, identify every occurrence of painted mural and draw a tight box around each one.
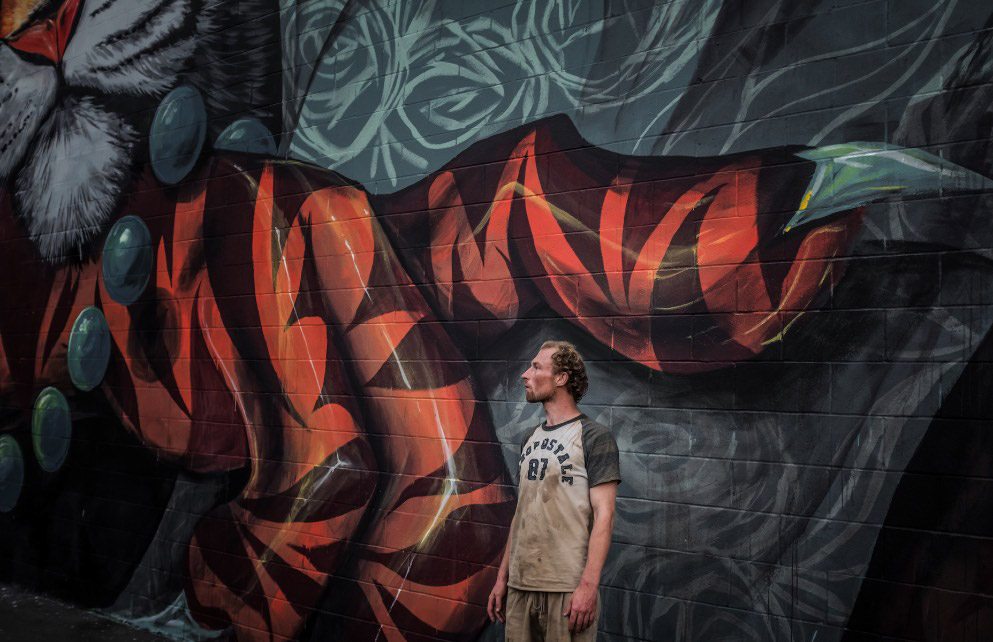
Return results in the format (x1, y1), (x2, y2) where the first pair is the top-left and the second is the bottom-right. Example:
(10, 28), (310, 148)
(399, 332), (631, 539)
(1, 1), (992, 641)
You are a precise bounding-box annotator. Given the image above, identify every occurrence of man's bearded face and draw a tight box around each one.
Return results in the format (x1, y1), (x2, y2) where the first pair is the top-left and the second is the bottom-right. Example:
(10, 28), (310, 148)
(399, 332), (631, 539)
(522, 347), (561, 404)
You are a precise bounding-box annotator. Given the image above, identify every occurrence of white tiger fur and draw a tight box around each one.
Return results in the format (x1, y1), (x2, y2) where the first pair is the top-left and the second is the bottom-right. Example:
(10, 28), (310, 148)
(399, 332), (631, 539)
(0, 0), (278, 261)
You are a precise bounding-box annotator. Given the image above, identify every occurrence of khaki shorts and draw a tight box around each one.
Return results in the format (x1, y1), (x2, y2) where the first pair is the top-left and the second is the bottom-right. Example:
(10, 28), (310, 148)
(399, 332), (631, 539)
(505, 587), (600, 642)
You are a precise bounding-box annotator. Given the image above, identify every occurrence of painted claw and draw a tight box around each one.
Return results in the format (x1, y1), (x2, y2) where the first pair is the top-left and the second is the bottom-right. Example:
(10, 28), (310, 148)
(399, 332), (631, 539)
(783, 142), (993, 233)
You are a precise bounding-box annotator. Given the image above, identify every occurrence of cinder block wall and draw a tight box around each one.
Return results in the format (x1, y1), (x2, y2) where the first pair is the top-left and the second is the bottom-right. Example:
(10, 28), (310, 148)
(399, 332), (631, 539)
(1, 1), (992, 640)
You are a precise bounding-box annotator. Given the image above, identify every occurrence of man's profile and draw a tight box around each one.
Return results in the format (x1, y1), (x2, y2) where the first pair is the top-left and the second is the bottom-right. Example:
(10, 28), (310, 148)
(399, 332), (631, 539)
(488, 341), (621, 640)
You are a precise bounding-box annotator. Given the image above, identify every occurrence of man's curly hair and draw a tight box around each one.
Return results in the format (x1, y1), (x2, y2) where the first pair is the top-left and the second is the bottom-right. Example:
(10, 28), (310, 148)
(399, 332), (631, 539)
(541, 340), (589, 402)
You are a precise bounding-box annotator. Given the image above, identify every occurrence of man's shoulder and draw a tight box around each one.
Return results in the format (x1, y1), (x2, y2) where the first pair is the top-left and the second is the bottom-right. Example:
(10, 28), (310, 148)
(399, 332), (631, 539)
(579, 415), (622, 485)
(579, 416), (615, 440)
(518, 423), (543, 448)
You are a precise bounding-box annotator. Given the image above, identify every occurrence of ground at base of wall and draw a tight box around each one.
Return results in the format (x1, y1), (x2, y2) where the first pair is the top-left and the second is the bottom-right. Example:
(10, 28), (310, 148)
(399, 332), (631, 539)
(0, 584), (170, 642)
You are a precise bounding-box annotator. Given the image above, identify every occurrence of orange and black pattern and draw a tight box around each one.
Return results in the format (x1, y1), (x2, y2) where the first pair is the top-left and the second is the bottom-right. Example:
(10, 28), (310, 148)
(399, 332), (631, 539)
(380, 119), (861, 372)
(0, 119), (861, 641)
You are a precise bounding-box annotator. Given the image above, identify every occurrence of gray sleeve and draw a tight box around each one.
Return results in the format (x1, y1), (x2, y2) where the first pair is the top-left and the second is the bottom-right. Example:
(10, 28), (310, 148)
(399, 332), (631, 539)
(583, 423), (621, 487)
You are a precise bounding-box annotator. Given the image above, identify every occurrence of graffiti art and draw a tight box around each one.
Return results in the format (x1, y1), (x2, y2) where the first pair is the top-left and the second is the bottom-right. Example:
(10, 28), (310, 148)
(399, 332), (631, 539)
(1, 1), (993, 641)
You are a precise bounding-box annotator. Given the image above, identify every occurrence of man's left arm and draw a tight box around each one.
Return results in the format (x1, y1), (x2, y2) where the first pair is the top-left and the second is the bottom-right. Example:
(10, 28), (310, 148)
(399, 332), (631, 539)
(565, 480), (618, 633)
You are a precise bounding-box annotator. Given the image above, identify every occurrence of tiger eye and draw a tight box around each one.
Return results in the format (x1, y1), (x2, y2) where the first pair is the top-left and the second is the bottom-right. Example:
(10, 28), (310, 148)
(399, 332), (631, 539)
(0, 0), (47, 38)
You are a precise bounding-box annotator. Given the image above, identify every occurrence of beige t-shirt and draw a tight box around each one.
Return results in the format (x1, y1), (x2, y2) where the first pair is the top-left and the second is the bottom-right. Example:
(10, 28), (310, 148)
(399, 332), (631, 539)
(508, 414), (621, 592)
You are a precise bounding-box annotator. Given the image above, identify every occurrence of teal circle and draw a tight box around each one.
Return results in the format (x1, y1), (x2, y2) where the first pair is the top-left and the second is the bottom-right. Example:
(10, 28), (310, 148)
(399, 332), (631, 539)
(32, 387), (72, 473)
(102, 215), (153, 305)
(67, 307), (111, 392)
(215, 118), (277, 155)
(0, 435), (24, 512)
(149, 85), (207, 185)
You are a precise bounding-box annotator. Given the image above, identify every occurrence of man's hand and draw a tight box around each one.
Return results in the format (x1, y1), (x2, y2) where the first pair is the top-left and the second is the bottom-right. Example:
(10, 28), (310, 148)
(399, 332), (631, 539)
(487, 579), (507, 623)
(564, 580), (597, 632)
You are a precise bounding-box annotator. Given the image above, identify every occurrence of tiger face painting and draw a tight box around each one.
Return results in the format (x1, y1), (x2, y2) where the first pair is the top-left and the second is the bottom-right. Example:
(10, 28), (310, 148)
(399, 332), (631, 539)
(0, 0), (278, 261)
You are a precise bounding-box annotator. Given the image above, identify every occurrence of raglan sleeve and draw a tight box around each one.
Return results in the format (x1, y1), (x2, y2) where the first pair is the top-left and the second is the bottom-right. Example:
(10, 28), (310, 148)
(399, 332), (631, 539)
(584, 423), (621, 487)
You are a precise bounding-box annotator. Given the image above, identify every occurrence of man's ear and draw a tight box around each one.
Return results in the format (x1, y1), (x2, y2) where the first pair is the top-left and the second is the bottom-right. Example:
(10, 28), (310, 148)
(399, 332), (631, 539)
(555, 371), (570, 388)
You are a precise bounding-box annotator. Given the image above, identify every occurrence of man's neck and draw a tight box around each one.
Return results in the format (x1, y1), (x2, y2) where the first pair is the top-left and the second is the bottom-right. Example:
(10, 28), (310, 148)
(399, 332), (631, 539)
(541, 396), (581, 427)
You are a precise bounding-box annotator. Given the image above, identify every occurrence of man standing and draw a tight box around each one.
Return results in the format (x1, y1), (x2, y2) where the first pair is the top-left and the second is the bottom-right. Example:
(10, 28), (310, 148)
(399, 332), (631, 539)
(488, 341), (621, 640)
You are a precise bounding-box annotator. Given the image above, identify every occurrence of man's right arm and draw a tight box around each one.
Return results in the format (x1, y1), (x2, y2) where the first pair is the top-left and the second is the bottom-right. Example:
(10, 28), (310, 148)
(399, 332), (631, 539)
(487, 515), (515, 622)
(489, 427), (535, 622)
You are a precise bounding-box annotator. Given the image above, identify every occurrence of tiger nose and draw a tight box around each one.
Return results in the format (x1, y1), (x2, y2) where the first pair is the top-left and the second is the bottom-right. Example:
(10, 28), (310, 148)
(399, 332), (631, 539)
(3, 0), (80, 65)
